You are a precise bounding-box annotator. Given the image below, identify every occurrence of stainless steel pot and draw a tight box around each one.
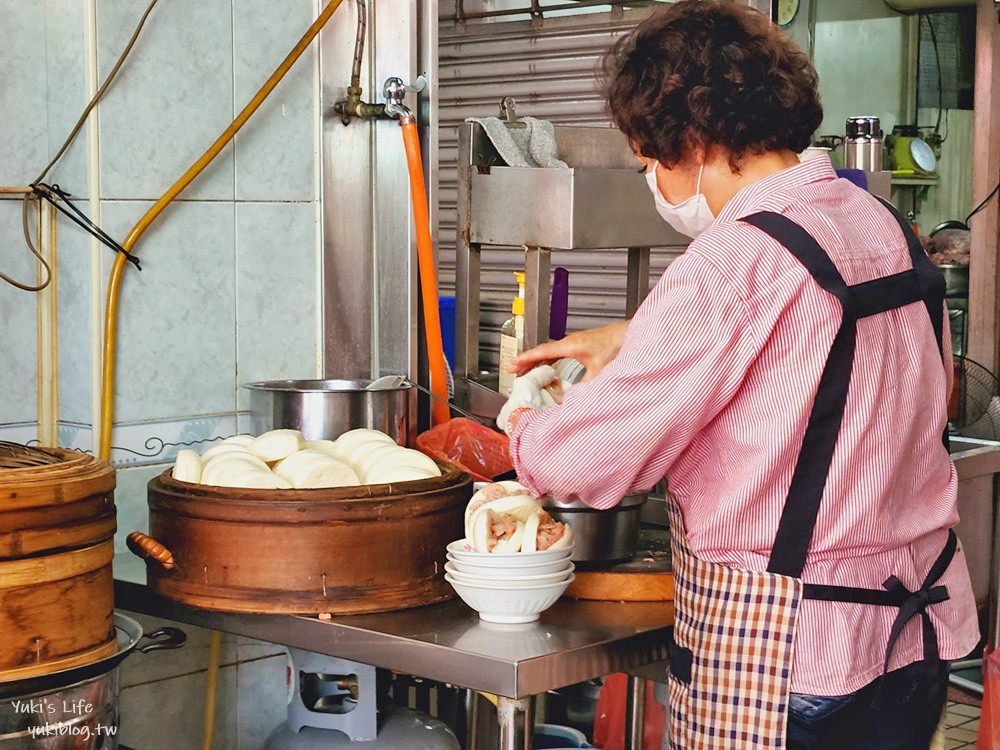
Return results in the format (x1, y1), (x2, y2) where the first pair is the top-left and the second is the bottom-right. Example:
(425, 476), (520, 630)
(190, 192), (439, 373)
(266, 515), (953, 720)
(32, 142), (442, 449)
(0, 614), (185, 749)
(245, 379), (416, 445)
(543, 494), (647, 563)
(940, 264), (969, 299)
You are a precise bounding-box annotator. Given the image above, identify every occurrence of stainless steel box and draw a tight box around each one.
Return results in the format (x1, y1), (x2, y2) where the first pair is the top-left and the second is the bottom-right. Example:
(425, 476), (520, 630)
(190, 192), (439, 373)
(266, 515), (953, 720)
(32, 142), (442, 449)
(470, 166), (682, 250)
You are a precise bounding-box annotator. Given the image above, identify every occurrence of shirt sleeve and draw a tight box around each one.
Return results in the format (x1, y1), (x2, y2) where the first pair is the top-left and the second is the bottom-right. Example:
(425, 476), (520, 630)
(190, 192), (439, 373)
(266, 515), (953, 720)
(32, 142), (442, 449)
(509, 251), (764, 509)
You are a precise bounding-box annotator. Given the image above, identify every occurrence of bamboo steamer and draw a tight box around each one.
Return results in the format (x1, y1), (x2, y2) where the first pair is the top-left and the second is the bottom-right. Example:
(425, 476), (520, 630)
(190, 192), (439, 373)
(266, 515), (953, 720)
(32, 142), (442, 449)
(0, 448), (117, 681)
(138, 462), (472, 615)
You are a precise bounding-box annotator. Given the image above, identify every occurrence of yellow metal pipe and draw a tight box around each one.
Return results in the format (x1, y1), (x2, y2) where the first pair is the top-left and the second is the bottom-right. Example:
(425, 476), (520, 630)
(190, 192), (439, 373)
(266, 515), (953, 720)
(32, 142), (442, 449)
(201, 630), (223, 750)
(98, 0), (345, 461)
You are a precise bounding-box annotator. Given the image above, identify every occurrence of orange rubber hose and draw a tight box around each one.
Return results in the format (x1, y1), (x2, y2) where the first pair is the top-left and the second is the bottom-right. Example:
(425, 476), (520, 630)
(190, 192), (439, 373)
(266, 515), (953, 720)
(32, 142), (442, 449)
(98, 0), (345, 461)
(401, 120), (451, 426)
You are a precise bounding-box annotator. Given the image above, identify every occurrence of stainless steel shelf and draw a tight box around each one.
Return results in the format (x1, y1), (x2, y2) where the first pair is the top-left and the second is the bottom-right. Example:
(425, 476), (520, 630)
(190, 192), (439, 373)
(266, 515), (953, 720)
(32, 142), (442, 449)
(891, 175), (939, 186)
(114, 554), (672, 699)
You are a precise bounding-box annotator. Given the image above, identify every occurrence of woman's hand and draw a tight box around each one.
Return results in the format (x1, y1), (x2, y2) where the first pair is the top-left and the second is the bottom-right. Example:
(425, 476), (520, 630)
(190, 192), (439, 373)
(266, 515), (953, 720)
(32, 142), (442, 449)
(509, 321), (629, 382)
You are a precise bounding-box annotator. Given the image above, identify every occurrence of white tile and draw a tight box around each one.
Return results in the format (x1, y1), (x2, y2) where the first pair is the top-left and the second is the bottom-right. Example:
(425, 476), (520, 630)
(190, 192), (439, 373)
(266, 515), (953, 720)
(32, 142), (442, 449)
(112, 462), (167, 554)
(56, 225), (95, 424)
(233, 0), (317, 202)
(43, 0), (90, 193)
(118, 662), (238, 750)
(235, 202), (319, 409)
(98, 200), (237, 422)
(236, 654), (290, 748)
(0, 1), (48, 185)
(107, 413), (238, 468)
(97, 0), (235, 201)
(0, 201), (40, 424)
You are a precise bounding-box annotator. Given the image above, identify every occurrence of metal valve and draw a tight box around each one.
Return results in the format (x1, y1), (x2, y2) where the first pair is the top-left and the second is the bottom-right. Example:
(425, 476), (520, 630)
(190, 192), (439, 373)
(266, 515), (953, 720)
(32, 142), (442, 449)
(383, 75), (427, 122)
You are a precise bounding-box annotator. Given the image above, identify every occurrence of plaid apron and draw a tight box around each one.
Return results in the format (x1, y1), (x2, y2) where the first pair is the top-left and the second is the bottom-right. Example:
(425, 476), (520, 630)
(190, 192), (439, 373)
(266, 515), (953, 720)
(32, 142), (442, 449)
(665, 201), (958, 750)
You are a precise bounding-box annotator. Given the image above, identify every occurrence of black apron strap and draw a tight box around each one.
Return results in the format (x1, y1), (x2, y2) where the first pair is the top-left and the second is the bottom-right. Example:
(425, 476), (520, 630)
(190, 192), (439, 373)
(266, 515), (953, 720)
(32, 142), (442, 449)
(741, 212), (857, 578)
(872, 197), (951, 451)
(804, 529), (956, 697)
(872, 197), (947, 360)
(849, 271), (925, 319)
(739, 207), (957, 680)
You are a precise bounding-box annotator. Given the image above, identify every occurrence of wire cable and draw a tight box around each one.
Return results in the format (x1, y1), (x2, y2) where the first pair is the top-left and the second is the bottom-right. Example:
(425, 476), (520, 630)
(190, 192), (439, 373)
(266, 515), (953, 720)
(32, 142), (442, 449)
(32, 183), (141, 269)
(923, 14), (946, 142)
(965, 180), (1000, 226)
(6, 0), (160, 292)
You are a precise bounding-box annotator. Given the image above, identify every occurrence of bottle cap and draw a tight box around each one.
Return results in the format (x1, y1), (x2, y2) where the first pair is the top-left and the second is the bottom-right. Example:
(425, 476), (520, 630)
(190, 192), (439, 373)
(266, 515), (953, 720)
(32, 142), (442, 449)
(512, 271), (525, 315)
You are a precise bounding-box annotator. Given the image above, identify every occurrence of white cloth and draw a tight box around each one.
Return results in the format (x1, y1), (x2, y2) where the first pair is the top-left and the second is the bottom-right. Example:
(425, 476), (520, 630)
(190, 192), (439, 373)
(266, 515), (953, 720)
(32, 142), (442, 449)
(496, 365), (560, 433)
(465, 116), (568, 169)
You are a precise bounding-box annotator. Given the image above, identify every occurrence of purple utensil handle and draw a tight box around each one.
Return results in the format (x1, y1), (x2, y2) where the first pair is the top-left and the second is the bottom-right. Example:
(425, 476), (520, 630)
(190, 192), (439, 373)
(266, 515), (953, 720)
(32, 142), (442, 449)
(549, 267), (569, 341)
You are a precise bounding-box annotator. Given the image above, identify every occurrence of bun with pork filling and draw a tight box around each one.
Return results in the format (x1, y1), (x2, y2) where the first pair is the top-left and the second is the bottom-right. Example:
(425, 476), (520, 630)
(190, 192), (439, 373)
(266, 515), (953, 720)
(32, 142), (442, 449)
(465, 481), (573, 553)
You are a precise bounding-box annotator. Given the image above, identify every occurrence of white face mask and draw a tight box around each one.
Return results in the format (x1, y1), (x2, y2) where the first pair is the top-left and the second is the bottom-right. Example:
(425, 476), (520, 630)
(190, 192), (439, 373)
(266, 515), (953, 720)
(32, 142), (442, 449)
(644, 162), (716, 239)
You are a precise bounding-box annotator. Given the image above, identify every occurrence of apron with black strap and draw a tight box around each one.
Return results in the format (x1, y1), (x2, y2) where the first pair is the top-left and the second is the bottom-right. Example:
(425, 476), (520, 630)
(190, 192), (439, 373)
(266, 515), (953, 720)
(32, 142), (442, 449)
(665, 200), (958, 750)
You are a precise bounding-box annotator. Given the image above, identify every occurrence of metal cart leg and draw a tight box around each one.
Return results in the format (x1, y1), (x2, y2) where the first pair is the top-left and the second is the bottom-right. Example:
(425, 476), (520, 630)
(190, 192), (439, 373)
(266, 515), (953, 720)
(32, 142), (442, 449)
(523, 246), (552, 350)
(625, 246), (651, 318)
(455, 123), (482, 378)
(466, 688), (480, 750)
(624, 675), (646, 750)
(497, 696), (534, 750)
(456, 242), (482, 377)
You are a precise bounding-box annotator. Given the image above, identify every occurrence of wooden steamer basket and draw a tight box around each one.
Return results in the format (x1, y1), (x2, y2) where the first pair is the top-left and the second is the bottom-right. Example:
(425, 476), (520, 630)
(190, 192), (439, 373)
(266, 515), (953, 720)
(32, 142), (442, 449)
(138, 462), (472, 615)
(0, 446), (117, 682)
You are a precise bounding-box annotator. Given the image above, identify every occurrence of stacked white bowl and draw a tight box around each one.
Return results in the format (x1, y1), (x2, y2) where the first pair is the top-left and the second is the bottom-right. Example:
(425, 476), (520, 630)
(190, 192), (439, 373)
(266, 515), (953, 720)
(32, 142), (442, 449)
(445, 539), (575, 623)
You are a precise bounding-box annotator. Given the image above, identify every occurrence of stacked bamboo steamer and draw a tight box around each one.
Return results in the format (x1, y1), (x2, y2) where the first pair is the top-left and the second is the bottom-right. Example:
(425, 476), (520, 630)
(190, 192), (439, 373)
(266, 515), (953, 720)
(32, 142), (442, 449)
(0, 443), (117, 682)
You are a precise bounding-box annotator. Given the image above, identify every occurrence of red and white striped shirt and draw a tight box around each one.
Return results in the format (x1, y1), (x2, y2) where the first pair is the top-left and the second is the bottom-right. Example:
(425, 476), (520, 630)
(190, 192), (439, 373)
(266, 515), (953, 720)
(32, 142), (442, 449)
(510, 155), (979, 695)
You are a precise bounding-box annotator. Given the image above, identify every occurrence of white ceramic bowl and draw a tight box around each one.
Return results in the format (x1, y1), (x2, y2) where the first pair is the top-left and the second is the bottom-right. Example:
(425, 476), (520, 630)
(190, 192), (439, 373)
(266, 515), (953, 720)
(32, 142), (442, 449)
(445, 573), (575, 624)
(444, 561), (573, 588)
(446, 539), (573, 564)
(446, 553), (571, 576)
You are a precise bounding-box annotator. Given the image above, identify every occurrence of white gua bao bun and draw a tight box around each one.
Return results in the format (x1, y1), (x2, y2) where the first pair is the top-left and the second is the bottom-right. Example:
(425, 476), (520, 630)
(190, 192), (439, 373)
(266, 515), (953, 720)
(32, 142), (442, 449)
(303, 439), (338, 456)
(331, 428), (395, 462)
(247, 429), (305, 462)
(272, 449), (360, 489)
(470, 495), (541, 553)
(173, 427), (442, 490)
(521, 509), (574, 552)
(220, 434), (254, 447)
(353, 446), (441, 483)
(465, 481), (573, 554)
(464, 481), (533, 540)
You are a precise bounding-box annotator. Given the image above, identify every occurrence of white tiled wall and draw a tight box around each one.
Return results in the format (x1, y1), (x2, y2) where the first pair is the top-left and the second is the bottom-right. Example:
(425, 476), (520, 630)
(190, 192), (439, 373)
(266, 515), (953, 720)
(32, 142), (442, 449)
(0, 200), (40, 426)
(235, 202), (320, 410)
(97, 0), (237, 201)
(99, 199), (239, 422)
(1, 0), (321, 746)
(232, 0), (318, 202)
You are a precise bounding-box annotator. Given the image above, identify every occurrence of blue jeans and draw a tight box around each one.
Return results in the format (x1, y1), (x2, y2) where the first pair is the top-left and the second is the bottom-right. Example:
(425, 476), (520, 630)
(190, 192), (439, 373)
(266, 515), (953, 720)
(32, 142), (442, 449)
(786, 660), (949, 750)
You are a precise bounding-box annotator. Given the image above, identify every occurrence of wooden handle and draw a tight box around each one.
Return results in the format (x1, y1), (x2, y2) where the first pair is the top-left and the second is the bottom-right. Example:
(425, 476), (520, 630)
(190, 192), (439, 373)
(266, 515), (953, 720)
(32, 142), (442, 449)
(126, 531), (175, 570)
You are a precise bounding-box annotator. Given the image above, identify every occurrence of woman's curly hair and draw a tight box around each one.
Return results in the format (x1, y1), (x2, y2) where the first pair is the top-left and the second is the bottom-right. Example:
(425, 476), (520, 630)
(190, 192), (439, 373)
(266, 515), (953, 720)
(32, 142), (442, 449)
(605, 1), (823, 171)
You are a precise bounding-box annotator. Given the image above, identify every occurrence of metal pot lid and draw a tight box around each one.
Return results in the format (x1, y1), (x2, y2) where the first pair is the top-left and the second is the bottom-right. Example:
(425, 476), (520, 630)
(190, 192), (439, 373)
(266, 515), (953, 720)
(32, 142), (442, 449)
(542, 493), (647, 511)
(243, 378), (414, 393)
(0, 613), (185, 700)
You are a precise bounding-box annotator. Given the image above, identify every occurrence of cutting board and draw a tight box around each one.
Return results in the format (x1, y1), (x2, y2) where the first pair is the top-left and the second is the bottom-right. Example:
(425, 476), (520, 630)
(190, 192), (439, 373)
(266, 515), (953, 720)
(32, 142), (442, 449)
(565, 528), (673, 602)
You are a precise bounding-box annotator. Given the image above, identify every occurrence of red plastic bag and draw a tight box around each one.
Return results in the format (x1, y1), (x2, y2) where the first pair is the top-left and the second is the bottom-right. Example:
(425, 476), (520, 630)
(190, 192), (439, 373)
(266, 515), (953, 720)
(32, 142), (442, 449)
(592, 673), (665, 750)
(979, 649), (999, 748)
(416, 418), (513, 482)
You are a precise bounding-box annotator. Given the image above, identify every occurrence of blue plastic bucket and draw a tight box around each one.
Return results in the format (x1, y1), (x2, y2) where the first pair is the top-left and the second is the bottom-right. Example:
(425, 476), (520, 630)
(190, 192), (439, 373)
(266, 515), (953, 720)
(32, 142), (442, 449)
(438, 296), (456, 370)
(533, 723), (590, 748)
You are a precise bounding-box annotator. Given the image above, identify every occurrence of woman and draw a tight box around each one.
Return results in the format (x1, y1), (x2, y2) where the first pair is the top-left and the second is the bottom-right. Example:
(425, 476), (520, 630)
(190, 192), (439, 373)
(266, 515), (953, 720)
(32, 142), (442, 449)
(498, 3), (978, 749)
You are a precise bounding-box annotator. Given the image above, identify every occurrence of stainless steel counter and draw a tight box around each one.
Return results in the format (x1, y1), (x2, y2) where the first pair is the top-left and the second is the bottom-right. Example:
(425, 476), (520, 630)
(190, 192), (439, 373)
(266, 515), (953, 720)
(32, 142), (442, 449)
(114, 554), (672, 699)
